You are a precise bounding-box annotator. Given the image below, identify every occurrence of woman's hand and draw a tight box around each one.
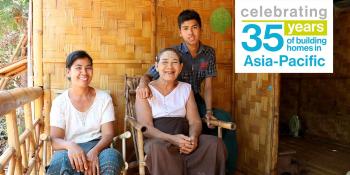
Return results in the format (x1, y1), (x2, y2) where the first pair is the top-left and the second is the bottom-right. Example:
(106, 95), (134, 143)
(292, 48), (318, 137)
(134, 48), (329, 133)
(85, 148), (100, 175)
(67, 143), (88, 173)
(180, 136), (198, 154)
(170, 134), (191, 147)
(170, 134), (200, 154)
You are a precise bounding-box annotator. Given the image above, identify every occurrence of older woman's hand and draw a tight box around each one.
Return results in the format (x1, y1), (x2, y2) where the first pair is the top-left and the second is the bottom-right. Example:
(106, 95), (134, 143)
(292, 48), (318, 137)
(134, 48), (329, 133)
(67, 143), (88, 173)
(170, 134), (192, 149)
(180, 136), (198, 154)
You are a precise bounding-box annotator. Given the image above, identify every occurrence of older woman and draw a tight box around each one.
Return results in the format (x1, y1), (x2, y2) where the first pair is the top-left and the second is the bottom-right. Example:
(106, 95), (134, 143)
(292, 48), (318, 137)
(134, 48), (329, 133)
(47, 50), (123, 175)
(135, 48), (226, 175)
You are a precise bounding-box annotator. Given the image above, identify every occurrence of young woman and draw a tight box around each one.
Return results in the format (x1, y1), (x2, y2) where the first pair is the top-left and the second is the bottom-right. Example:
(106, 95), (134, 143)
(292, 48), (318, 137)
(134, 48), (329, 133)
(47, 50), (123, 175)
(135, 48), (226, 175)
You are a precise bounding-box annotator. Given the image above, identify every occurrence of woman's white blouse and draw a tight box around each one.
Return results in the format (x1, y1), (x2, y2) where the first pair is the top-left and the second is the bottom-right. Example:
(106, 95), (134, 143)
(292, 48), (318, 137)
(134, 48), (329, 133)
(50, 89), (115, 143)
(147, 81), (191, 118)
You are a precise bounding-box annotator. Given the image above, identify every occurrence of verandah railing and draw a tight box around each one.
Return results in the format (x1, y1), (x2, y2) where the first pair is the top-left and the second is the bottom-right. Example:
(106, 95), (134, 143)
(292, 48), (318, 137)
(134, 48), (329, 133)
(0, 85), (51, 175)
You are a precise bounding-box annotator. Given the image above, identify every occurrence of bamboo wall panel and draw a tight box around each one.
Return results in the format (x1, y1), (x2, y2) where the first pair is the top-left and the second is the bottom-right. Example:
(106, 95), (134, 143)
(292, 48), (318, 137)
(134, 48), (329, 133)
(43, 0), (153, 61)
(42, 0), (234, 135)
(235, 74), (279, 175)
(279, 8), (350, 145)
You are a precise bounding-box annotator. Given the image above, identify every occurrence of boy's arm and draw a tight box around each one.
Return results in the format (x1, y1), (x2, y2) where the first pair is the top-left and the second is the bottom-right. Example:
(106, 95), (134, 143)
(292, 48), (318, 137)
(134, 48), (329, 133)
(136, 74), (152, 99)
(136, 65), (158, 99)
(204, 77), (213, 112)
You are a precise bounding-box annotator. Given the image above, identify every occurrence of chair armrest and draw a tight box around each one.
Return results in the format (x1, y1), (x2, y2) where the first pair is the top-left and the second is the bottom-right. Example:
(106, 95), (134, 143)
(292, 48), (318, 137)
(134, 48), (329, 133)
(125, 116), (147, 132)
(202, 117), (236, 130)
(40, 133), (51, 141)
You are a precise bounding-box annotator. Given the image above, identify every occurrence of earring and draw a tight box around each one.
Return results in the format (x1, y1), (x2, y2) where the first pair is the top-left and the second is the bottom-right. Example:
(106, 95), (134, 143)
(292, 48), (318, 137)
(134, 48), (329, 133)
(67, 77), (71, 81)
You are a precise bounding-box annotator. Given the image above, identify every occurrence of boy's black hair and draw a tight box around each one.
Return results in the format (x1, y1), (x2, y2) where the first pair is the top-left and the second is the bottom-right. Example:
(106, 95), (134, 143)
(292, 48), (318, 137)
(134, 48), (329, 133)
(66, 50), (93, 69)
(156, 48), (182, 63)
(178, 9), (202, 29)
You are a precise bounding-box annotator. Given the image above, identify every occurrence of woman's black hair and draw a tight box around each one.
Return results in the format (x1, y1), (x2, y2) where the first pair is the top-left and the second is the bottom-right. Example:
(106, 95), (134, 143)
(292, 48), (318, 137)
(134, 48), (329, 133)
(178, 9), (202, 29)
(66, 50), (93, 69)
(155, 48), (182, 63)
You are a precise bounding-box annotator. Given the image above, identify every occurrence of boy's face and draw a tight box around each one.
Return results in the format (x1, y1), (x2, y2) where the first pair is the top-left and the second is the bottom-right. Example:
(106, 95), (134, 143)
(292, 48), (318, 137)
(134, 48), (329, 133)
(179, 19), (201, 46)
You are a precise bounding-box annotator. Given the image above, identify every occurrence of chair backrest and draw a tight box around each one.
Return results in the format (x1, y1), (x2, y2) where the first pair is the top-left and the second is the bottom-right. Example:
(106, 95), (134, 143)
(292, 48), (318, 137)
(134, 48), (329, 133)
(124, 75), (142, 161)
(124, 75), (140, 120)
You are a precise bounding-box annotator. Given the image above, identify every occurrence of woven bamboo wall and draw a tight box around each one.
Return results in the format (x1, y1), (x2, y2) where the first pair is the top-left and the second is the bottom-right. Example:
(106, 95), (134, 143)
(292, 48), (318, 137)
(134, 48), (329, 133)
(41, 0), (233, 135)
(235, 73), (279, 175)
(279, 8), (350, 145)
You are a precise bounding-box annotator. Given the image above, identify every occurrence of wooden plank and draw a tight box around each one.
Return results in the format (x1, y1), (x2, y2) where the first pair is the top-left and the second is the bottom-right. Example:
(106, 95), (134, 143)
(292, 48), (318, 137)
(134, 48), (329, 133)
(280, 137), (350, 175)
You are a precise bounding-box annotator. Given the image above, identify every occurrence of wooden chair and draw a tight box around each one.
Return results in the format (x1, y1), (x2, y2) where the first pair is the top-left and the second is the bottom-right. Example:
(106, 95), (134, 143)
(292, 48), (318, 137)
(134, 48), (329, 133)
(123, 74), (236, 175)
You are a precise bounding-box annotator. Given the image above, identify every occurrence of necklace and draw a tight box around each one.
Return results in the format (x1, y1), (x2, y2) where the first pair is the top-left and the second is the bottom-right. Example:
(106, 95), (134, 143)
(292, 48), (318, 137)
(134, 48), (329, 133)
(78, 111), (88, 126)
(70, 88), (94, 127)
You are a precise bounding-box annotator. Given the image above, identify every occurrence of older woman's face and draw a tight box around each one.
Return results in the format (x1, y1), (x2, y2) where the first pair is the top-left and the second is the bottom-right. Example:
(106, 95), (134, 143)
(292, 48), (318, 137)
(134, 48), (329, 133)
(156, 51), (183, 82)
(67, 57), (93, 87)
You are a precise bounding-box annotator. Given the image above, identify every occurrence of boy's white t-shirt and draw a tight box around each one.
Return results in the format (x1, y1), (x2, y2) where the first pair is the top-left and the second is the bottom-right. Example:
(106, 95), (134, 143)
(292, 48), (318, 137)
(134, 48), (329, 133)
(50, 89), (115, 143)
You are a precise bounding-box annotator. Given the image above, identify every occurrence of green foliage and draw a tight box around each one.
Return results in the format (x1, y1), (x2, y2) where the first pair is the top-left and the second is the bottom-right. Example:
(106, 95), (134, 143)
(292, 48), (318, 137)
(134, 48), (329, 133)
(0, 0), (29, 38)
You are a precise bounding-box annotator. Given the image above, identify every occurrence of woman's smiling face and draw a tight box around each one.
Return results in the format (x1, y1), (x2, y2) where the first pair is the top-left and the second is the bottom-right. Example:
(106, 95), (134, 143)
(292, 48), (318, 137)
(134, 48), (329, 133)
(156, 50), (183, 82)
(67, 57), (93, 87)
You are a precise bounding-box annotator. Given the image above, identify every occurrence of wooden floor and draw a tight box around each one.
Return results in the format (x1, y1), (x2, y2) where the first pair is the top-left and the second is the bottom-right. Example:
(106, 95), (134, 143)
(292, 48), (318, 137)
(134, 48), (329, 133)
(279, 136), (350, 175)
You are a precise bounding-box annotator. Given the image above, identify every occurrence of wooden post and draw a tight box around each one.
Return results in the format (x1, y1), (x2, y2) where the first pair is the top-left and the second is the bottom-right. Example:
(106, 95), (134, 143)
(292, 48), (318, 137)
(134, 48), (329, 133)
(34, 95), (44, 174)
(27, 0), (34, 88)
(33, 0), (43, 87)
(5, 110), (23, 174)
(43, 74), (51, 166)
(218, 127), (222, 138)
(151, 0), (157, 59)
(270, 74), (280, 175)
(137, 130), (145, 175)
(20, 142), (28, 170)
(33, 0), (44, 171)
(24, 103), (36, 171)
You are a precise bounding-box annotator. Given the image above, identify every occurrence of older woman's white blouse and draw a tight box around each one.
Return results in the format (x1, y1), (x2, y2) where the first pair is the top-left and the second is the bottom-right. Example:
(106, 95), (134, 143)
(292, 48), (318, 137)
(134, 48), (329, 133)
(147, 81), (191, 118)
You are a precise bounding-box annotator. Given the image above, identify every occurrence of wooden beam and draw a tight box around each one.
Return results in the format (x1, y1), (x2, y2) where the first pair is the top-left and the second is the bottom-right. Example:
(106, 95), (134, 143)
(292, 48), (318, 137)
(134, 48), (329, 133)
(42, 58), (233, 64)
(0, 87), (43, 116)
(4, 65), (27, 77)
(0, 59), (27, 75)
